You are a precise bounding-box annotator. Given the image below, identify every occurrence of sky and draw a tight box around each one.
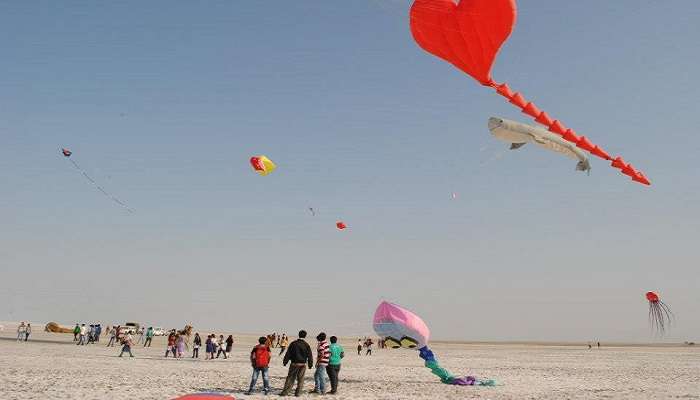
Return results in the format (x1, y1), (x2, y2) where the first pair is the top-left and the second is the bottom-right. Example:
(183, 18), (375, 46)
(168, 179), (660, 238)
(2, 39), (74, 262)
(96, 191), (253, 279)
(1, 0), (698, 342)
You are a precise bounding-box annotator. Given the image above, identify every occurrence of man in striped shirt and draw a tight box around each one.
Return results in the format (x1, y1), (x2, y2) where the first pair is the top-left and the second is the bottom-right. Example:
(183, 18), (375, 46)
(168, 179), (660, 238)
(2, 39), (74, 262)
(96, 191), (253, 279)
(311, 332), (331, 394)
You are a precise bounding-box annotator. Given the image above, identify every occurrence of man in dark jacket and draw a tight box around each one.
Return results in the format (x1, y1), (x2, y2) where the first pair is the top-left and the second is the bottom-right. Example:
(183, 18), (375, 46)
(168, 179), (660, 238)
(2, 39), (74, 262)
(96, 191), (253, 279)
(280, 330), (313, 396)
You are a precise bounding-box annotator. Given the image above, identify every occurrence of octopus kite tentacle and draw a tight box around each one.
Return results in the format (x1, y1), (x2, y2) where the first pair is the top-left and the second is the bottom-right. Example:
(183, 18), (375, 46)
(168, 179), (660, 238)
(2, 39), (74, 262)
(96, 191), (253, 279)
(649, 300), (674, 335)
(646, 291), (674, 335)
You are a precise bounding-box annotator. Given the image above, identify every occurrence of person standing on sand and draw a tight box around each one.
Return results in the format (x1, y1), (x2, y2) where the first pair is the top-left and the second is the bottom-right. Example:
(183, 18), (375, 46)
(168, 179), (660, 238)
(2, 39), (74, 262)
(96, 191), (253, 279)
(216, 335), (228, 359)
(17, 322), (26, 342)
(280, 330), (313, 397)
(204, 335), (212, 360)
(165, 332), (176, 357)
(73, 324), (80, 341)
(77, 324), (87, 345)
(279, 334), (289, 356)
(225, 335), (234, 355)
(245, 336), (272, 395)
(144, 327), (154, 347)
(192, 333), (201, 358)
(91, 324), (97, 343)
(210, 334), (218, 359)
(119, 333), (134, 358)
(365, 338), (373, 356)
(107, 326), (117, 347)
(24, 323), (32, 341)
(176, 334), (186, 358)
(86, 325), (95, 344)
(357, 339), (362, 355)
(326, 336), (344, 395)
(95, 324), (102, 342)
(211, 334), (218, 357)
(136, 327), (145, 345)
(311, 332), (330, 394)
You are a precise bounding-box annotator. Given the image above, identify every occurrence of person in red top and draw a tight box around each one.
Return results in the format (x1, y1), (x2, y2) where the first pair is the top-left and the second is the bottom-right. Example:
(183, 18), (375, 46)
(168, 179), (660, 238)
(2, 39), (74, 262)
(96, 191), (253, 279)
(165, 331), (177, 358)
(245, 336), (271, 395)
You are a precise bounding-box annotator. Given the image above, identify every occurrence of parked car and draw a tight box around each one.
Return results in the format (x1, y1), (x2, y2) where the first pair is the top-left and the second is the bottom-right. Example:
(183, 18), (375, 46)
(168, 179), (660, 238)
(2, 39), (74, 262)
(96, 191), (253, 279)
(152, 327), (166, 336)
(122, 322), (140, 334)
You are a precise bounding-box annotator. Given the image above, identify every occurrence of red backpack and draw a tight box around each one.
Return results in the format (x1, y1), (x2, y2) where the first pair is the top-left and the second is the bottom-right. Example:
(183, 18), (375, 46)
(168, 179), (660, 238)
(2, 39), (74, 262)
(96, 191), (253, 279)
(254, 345), (270, 368)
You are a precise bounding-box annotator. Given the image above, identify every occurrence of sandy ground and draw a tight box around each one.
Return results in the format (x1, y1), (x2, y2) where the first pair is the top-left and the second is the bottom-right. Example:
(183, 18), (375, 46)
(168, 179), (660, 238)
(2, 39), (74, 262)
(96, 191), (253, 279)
(1, 324), (699, 400)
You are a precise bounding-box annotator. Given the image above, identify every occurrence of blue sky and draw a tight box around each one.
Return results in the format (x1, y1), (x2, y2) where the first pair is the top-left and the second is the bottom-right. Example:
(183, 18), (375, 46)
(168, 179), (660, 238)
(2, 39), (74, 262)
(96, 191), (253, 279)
(1, 1), (698, 341)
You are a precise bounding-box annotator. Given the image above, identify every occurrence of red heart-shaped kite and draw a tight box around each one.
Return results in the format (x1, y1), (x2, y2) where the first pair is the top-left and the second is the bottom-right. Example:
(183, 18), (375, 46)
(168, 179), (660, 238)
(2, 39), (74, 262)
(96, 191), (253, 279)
(410, 0), (516, 86)
(409, 0), (650, 185)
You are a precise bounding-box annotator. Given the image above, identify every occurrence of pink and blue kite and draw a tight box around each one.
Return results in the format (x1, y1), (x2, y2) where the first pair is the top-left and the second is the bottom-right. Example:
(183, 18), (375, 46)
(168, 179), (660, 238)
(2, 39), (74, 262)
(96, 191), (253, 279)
(373, 301), (496, 386)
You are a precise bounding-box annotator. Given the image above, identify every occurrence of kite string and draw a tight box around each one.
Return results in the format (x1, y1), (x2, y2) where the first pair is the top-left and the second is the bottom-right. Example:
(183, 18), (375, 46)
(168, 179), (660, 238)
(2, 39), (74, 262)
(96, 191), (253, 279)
(67, 158), (134, 213)
(478, 145), (506, 168)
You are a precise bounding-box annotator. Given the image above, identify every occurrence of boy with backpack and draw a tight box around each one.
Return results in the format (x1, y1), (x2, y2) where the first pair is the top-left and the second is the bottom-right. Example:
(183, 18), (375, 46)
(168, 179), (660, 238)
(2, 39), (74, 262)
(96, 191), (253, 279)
(245, 336), (272, 395)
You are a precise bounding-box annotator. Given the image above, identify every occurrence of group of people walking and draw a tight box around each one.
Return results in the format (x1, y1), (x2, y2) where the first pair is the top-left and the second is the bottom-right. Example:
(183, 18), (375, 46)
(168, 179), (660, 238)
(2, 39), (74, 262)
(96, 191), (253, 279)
(16, 322), (31, 342)
(246, 330), (345, 396)
(357, 337), (375, 355)
(263, 332), (290, 355)
(72, 323), (104, 345)
(16, 321), (354, 395)
(190, 333), (234, 360)
(74, 323), (136, 356)
(164, 330), (189, 358)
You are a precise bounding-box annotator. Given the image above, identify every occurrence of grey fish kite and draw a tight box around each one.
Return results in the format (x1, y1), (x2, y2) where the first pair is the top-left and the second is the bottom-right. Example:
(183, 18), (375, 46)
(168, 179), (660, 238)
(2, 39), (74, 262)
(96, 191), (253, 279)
(488, 117), (591, 173)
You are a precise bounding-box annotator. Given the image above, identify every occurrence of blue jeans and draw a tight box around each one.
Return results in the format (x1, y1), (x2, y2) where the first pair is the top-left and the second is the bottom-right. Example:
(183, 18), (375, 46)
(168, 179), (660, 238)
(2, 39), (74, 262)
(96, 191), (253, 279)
(314, 365), (327, 393)
(248, 367), (270, 393)
(119, 345), (134, 357)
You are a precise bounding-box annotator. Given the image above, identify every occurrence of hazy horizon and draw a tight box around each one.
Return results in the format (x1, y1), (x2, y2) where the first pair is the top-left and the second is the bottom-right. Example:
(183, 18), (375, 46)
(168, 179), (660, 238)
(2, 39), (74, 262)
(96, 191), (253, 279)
(1, 1), (698, 342)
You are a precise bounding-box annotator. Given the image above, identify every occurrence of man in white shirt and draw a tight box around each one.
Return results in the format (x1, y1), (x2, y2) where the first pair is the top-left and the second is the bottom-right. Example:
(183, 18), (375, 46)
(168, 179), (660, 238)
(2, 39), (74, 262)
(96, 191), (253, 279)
(17, 322), (26, 342)
(77, 324), (87, 345)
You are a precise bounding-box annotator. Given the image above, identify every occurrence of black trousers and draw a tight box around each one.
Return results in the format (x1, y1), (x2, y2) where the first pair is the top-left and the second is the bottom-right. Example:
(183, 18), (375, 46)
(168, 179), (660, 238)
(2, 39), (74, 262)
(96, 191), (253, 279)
(326, 364), (341, 393)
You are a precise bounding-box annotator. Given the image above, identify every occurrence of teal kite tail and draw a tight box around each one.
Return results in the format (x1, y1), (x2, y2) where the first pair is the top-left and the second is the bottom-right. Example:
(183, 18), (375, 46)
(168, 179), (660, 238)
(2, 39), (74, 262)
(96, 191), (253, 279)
(418, 346), (497, 386)
(425, 359), (455, 383)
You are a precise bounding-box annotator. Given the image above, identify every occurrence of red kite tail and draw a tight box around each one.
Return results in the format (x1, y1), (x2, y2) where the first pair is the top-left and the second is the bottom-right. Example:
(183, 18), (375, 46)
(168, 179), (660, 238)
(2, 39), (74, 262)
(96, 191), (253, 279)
(490, 82), (650, 186)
